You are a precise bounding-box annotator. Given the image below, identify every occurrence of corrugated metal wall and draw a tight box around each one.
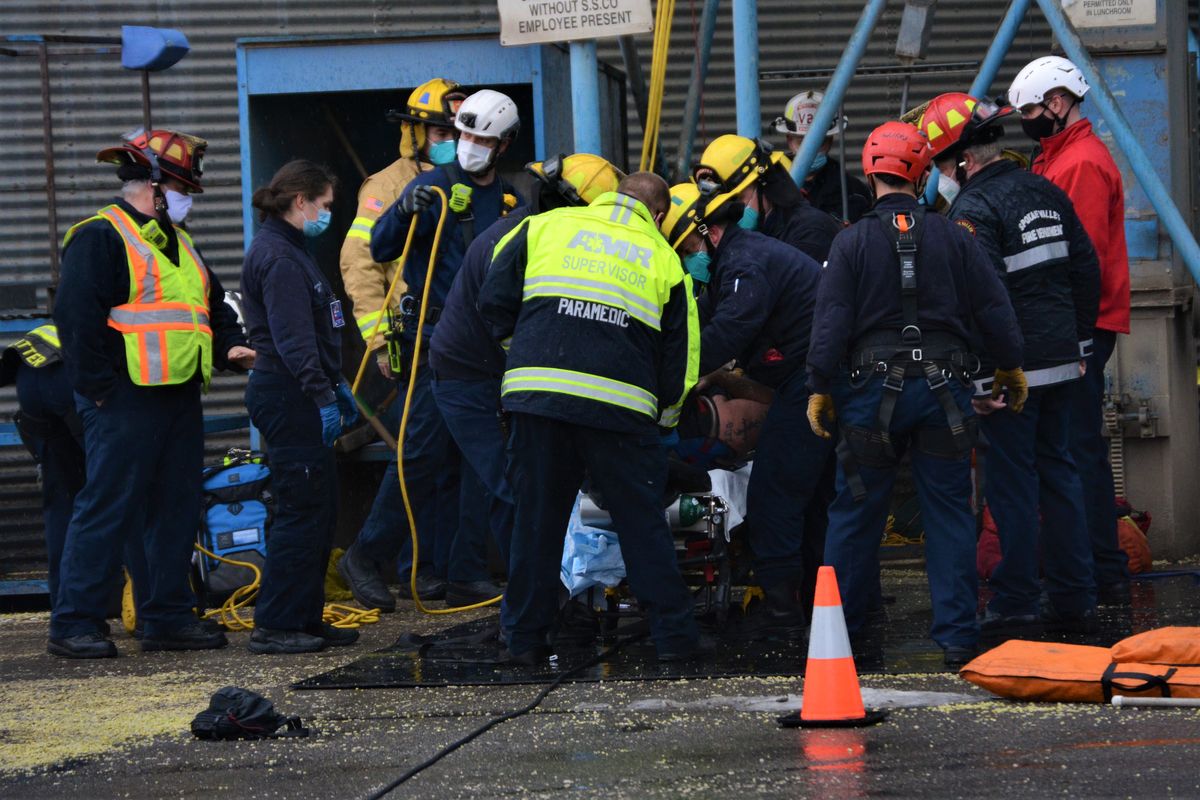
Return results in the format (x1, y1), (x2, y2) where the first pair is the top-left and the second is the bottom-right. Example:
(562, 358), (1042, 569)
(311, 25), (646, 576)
(0, 0), (1053, 580)
(602, 0), (1053, 173)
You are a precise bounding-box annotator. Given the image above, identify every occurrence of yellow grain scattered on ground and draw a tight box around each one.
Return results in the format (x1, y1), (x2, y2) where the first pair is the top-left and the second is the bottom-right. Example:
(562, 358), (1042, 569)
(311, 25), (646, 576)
(0, 672), (219, 773)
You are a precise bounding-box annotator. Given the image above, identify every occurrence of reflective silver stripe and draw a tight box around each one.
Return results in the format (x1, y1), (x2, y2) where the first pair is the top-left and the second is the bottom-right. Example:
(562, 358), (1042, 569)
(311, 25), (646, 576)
(1003, 240), (1069, 273)
(502, 367), (657, 416)
(1079, 339), (1093, 358)
(109, 308), (209, 327)
(658, 405), (681, 427)
(807, 606), (853, 660)
(524, 277), (661, 329)
(973, 361), (1081, 395)
(144, 330), (165, 384)
(101, 208), (158, 299)
(608, 195), (636, 224)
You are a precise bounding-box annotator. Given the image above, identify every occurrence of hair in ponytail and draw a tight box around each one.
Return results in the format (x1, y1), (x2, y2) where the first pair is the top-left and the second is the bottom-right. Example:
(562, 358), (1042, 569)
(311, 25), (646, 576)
(251, 159), (338, 222)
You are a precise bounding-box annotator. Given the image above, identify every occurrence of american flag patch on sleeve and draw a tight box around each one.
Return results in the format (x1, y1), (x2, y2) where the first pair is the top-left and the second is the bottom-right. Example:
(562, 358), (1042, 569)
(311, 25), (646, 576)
(364, 197), (384, 213)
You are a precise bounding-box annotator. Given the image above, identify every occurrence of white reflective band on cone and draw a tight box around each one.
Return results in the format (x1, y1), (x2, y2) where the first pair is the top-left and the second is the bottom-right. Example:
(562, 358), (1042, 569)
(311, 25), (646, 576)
(807, 604), (854, 660)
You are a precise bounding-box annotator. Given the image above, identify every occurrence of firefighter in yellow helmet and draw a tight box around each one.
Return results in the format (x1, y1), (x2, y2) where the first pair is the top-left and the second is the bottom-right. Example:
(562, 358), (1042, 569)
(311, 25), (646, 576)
(339, 77), (465, 373)
(48, 128), (253, 658)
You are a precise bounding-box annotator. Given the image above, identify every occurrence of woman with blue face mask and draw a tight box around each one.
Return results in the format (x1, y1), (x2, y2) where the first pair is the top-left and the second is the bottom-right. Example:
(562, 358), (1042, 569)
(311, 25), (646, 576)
(240, 159), (362, 655)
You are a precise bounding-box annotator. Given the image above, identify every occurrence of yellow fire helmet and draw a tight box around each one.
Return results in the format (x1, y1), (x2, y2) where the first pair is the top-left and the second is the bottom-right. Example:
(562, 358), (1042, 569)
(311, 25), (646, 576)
(663, 180), (738, 250)
(526, 153), (626, 207)
(404, 77), (465, 127)
(693, 134), (771, 197)
(391, 77), (465, 158)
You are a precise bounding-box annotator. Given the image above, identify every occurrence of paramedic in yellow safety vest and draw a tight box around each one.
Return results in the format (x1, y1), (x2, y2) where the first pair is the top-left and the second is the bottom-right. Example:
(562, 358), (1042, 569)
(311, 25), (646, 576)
(478, 172), (710, 665)
(48, 129), (253, 659)
(339, 77), (465, 376)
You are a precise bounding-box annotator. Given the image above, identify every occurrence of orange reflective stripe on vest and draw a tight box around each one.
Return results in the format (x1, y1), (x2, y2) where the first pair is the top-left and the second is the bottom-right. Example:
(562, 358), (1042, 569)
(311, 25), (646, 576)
(83, 205), (214, 388)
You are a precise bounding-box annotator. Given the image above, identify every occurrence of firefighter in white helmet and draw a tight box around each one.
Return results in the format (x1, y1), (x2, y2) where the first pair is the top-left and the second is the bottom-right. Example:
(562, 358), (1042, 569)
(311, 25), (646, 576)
(774, 89), (870, 222)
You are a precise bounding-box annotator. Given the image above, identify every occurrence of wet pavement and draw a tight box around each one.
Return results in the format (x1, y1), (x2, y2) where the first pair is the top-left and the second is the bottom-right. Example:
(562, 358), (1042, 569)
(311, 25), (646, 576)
(2, 566), (1199, 799)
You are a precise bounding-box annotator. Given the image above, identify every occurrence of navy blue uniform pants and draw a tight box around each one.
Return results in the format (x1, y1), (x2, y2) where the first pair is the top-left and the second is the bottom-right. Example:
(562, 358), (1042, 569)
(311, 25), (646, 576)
(246, 370), (337, 631)
(745, 374), (835, 603)
(432, 376), (514, 583)
(982, 382), (1097, 618)
(505, 413), (699, 656)
(51, 379), (202, 639)
(355, 368), (460, 580)
(1069, 330), (1129, 586)
(824, 375), (979, 648)
(16, 364), (86, 604)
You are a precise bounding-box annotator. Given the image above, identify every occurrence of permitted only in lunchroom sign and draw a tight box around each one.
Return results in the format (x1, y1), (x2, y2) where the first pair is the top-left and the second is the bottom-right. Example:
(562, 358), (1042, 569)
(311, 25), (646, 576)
(497, 0), (654, 46)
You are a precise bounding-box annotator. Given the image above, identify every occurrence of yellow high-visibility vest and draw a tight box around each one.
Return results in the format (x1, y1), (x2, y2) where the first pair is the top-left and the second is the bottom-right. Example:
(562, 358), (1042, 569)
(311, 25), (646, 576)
(65, 205), (213, 389)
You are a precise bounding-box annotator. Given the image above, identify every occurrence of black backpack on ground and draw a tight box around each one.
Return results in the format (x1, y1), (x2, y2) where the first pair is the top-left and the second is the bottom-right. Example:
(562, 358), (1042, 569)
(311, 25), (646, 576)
(191, 686), (309, 740)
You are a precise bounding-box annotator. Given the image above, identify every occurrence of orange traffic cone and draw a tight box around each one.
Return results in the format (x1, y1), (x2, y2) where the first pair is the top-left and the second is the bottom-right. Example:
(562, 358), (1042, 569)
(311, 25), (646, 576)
(779, 566), (888, 728)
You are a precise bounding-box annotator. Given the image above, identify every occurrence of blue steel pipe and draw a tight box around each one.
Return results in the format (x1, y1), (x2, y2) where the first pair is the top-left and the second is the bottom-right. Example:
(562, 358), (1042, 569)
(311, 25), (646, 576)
(675, 0), (721, 178)
(969, 0), (1032, 99)
(921, 0), (1034, 205)
(1035, 0), (1200, 285)
(790, 0), (888, 186)
(570, 40), (602, 155)
(732, 0), (760, 138)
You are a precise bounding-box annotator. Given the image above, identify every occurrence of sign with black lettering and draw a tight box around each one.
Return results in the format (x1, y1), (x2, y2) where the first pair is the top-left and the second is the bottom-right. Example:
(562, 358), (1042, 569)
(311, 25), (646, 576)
(1064, 0), (1156, 28)
(497, 0), (653, 46)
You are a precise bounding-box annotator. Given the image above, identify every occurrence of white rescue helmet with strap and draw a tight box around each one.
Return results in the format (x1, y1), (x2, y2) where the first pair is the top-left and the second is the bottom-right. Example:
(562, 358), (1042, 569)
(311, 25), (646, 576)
(1008, 55), (1090, 109)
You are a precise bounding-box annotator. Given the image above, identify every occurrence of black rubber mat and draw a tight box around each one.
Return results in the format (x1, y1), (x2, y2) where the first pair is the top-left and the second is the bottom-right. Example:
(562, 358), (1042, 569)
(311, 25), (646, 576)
(293, 572), (1200, 690)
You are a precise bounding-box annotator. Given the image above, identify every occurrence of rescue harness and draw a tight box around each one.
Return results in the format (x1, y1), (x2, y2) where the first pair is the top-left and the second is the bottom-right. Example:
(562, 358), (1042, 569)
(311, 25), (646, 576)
(838, 207), (980, 501)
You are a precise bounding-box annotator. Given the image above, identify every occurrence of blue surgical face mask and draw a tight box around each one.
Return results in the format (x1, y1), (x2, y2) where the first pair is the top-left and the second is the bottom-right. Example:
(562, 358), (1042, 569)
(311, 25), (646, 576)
(683, 250), (712, 283)
(428, 139), (457, 166)
(304, 209), (332, 238)
(738, 206), (760, 231)
(808, 152), (828, 175)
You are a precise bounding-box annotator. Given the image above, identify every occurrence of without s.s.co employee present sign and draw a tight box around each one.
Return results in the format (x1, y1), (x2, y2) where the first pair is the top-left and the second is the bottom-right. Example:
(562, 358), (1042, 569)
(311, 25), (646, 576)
(498, 0), (653, 46)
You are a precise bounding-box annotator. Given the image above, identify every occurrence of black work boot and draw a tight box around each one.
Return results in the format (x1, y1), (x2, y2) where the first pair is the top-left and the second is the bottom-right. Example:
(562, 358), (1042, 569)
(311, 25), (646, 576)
(337, 543), (396, 612)
(412, 568), (451, 599)
(306, 621), (360, 647)
(248, 627), (327, 655)
(1098, 581), (1132, 606)
(140, 621), (228, 652)
(740, 582), (808, 642)
(48, 632), (118, 659)
(445, 579), (503, 607)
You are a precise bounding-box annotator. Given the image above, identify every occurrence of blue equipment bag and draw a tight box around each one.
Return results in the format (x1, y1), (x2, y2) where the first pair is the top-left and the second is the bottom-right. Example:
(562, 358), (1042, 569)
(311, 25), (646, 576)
(197, 449), (273, 602)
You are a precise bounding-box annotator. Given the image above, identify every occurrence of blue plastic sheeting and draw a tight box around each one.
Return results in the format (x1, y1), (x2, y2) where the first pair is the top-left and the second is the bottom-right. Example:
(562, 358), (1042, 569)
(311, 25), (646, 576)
(120, 26), (190, 72)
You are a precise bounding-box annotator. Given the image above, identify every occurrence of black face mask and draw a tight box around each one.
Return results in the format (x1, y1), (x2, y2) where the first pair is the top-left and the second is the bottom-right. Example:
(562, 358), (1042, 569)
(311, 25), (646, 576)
(1021, 97), (1074, 141)
(1021, 112), (1057, 141)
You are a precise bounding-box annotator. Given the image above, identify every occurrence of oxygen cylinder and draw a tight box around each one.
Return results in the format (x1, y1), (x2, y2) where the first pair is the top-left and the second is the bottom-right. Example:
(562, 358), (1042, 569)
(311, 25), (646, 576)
(667, 495), (708, 530)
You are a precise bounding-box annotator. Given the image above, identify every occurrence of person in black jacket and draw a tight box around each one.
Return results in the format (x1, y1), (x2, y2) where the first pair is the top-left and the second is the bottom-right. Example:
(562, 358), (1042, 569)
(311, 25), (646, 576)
(945, 100), (1102, 635)
(241, 160), (360, 655)
(663, 179), (828, 639)
(49, 129), (251, 659)
(807, 121), (1025, 666)
(774, 89), (872, 222)
(694, 134), (841, 263)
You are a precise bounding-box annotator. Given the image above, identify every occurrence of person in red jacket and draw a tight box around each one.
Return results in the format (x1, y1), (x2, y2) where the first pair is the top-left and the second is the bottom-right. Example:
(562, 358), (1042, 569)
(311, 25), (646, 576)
(1010, 55), (1131, 604)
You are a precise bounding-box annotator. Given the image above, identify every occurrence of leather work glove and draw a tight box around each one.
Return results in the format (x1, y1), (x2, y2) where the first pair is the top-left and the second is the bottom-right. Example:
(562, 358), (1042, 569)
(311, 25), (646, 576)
(991, 367), (1029, 414)
(334, 382), (360, 427)
(398, 184), (436, 219)
(319, 403), (343, 448)
(807, 393), (835, 439)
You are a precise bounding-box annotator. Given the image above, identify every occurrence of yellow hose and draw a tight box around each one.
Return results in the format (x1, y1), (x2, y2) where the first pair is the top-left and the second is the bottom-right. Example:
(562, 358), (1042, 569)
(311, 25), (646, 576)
(350, 186), (502, 615)
(194, 543), (381, 631)
(640, 0), (676, 173)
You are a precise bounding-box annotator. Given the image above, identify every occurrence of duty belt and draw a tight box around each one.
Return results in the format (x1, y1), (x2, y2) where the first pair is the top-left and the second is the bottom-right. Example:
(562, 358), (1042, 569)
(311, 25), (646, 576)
(399, 293), (442, 325)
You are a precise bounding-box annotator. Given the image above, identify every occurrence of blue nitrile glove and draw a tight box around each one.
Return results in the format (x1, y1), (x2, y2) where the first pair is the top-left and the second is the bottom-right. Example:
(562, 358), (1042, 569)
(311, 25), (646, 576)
(335, 381), (360, 427)
(319, 403), (342, 448)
